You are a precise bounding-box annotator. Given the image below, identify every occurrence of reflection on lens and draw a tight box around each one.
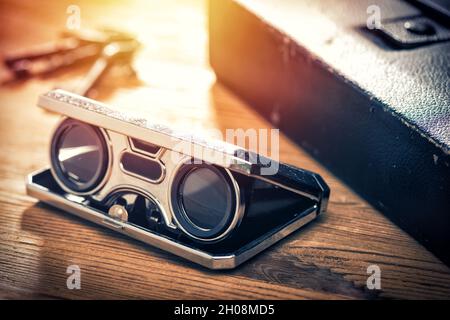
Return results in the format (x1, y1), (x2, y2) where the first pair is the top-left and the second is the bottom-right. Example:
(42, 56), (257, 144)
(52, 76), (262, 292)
(180, 167), (233, 230)
(51, 119), (108, 192)
(171, 163), (239, 241)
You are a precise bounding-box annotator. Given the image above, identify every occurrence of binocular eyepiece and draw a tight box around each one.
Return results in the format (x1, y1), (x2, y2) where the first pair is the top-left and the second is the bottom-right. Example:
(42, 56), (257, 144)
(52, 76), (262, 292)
(27, 90), (330, 269)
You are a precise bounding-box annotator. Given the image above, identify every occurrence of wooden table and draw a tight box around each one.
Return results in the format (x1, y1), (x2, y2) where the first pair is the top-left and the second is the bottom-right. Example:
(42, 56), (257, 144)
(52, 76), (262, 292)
(1, 0), (449, 300)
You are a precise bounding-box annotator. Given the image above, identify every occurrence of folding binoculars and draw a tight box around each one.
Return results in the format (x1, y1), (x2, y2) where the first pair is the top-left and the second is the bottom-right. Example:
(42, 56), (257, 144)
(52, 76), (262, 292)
(26, 90), (330, 269)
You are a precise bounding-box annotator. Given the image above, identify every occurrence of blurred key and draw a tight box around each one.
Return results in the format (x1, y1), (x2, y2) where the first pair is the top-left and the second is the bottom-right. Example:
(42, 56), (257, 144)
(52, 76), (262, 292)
(2, 28), (136, 80)
(69, 39), (140, 97)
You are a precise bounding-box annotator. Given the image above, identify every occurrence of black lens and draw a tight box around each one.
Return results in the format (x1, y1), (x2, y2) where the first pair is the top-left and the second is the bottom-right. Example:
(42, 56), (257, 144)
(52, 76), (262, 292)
(51, 119), (108, 192)
(172, 164), (238, 241)
(180, 167), (233, 230)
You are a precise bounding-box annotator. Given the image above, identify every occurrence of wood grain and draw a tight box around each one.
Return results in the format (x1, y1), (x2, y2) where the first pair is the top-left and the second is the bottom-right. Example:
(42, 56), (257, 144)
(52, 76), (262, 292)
(0, 0), (449, 300)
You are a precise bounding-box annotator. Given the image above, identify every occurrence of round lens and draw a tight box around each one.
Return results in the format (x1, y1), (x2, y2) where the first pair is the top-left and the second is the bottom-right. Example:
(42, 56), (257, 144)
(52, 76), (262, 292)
(180, 167), (233, 230)
(51, 119), (108, 193)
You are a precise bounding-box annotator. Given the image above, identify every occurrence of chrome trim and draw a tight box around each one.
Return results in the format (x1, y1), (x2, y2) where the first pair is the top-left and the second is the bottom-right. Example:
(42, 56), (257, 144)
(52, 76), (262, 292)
(128, 137), (165, 159)
(89, 129), (177, 229)
(38, 90), (255, 175)
(168, 157), (246, 242)
(254, 175), (319, 202)
(101, 184), (169, 224)
(118, 149), (166, 184)
(26, 167), (318, 269)
(28, 90), (331, 269)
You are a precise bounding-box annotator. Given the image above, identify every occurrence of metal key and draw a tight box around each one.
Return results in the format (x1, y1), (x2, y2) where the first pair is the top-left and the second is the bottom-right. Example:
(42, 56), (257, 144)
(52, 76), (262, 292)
(3, 28), (136, 80)
(69, 39), (140, 97)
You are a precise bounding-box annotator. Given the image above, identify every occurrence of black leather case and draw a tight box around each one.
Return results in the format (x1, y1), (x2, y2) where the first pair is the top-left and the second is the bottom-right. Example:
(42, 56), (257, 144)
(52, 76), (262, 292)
(209, 0), (450, 264)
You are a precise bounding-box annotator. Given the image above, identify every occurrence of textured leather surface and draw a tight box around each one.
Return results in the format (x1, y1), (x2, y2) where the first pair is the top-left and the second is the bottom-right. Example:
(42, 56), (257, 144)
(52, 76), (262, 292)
(209, 0), (450, 263)
(237, 0), (450, 153)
